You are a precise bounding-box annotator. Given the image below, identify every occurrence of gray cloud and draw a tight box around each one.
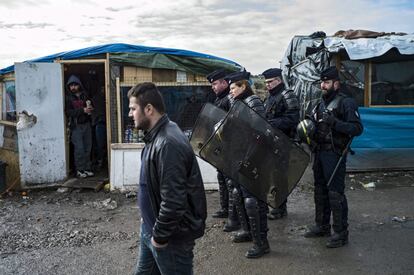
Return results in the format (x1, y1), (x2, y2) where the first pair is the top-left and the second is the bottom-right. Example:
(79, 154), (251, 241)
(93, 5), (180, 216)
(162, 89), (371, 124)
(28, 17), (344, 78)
(0, 21), (54, 29)
(106, 6), (135, 12)
(0, 0), (49, 8)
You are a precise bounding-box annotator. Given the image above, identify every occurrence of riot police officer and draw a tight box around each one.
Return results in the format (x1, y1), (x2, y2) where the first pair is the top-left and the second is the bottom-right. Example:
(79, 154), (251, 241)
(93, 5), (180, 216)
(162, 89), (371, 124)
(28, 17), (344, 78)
(224, 71), (270, 258)
(262, 68), (300, 220)
(206, 69), (232, 221)
(302, 66), (363, 248)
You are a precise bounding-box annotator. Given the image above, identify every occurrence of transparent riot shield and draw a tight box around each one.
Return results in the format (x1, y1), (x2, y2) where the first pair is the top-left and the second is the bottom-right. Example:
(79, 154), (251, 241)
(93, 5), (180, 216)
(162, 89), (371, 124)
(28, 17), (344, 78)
(190, 103), (227, 156)
(199, 100), (309, 208)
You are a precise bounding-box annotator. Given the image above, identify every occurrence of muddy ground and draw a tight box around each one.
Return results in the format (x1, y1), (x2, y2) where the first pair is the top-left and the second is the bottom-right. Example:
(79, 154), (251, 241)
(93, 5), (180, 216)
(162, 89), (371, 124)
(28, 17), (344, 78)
(1, 168), (413, 275)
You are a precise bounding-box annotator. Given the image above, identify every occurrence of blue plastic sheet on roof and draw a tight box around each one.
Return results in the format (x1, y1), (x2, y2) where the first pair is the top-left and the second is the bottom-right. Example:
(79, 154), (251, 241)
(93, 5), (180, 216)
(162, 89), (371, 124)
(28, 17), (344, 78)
(0, 43), (240, 75)
(348, 107), (414, 171)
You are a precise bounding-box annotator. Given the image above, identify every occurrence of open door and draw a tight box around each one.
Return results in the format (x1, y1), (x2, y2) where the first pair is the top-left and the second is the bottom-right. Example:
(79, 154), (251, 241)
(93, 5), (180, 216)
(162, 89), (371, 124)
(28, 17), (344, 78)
(15, 62), (67, 186)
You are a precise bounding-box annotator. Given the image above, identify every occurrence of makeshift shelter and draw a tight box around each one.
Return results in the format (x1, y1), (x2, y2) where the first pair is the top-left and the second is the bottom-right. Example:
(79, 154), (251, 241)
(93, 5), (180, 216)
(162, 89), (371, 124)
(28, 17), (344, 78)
(281, 30), (414, 171)
(0, 43), (242, 188)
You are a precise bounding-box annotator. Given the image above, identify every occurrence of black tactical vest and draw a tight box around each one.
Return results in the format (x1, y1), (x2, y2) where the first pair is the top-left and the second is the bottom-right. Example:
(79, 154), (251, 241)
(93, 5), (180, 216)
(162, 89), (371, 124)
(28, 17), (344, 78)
(314, 92), (350, 150)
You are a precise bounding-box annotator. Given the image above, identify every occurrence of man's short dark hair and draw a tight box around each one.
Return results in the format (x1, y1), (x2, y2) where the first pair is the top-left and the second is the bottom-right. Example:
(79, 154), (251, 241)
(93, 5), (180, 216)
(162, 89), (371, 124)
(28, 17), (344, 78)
(127, 82), (166, 114)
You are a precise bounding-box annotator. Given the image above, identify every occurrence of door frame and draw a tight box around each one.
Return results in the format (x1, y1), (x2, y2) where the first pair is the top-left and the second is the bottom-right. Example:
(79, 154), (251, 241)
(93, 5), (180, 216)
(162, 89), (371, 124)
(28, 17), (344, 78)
(55, 58), (111, 175)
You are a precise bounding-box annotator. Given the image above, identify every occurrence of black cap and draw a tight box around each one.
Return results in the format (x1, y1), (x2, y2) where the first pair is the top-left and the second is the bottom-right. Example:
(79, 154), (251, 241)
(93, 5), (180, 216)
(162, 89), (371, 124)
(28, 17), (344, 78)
(261, 68), (282, 79)
(320, 66), (339, 81)
(206, 69), (227, 83)
(224, 71), (251, 85)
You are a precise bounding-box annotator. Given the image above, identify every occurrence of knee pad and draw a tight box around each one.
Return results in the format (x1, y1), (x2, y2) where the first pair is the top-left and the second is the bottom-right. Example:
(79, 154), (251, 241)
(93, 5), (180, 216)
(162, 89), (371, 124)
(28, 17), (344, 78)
(226, 179), (234, 189)
(232, 186), (241, 197)
(244, 197), (258, 216)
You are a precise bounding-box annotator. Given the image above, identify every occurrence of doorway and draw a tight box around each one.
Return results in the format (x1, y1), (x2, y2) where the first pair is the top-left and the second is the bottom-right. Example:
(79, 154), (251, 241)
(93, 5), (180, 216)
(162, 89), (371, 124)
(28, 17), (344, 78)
(63, 62), (108, 179)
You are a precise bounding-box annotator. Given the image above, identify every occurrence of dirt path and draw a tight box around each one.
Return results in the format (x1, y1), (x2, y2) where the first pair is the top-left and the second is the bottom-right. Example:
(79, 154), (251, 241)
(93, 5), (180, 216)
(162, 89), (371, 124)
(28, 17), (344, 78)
(1, 170), (413, 274)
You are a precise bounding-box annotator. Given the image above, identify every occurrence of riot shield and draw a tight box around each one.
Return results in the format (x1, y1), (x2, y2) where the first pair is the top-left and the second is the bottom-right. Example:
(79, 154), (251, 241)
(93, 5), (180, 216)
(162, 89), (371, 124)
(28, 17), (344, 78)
(199, 100), (309, 208)
(190, 103), (227, 156)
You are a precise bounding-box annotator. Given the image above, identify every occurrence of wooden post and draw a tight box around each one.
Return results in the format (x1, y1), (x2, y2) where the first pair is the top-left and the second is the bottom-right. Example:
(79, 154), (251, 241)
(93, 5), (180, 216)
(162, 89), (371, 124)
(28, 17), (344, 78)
(116, 77), (122, 143)
(105, 53), (111, 171)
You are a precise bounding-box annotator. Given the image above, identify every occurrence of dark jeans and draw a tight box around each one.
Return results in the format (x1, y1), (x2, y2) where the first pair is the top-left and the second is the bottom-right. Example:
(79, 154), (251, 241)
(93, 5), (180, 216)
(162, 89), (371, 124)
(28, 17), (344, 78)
(71, 123), (92, 171)
(133, 225), (195, 275)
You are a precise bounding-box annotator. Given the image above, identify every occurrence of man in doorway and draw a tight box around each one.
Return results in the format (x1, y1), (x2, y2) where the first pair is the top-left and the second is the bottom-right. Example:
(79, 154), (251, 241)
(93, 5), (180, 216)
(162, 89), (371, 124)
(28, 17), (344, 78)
(65, 75), (94, 178)
(129, 82), (207, 274)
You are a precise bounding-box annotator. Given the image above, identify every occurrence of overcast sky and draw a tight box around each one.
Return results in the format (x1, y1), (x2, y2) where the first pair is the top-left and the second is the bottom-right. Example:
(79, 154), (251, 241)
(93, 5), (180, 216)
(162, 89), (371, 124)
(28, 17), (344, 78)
(0, 0), (413, 74)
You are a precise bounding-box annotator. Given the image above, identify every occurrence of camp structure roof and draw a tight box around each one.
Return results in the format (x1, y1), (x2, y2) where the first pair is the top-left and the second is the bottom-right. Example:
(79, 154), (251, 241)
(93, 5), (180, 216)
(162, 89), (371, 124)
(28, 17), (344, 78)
(0, 43), (242, 76)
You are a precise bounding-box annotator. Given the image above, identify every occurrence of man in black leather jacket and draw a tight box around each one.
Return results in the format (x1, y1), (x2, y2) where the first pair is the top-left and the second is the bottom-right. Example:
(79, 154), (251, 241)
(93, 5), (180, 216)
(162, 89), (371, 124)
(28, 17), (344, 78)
(262, 68), (300, 220)
(206, 69), (232, 220)
(128, 82), (207, 275)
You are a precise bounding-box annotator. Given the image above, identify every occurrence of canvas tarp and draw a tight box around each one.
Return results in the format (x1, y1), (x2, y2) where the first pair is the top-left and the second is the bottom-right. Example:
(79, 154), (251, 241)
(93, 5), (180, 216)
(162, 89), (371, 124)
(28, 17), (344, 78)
(0, 43), (242, 75)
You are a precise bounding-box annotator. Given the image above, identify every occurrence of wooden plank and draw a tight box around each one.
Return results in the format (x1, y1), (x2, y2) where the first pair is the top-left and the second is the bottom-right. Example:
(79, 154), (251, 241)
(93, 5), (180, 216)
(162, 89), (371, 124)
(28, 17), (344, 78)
(152, 69), (176, 82)
(56, 59), (106, 64)
(116, 77), (122, 143)
(136, 67), (152, 82)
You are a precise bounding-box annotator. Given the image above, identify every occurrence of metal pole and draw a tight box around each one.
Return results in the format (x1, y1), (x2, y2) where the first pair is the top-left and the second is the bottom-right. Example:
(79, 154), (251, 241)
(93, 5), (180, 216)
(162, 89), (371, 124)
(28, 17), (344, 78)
(327, 138), (353, 187)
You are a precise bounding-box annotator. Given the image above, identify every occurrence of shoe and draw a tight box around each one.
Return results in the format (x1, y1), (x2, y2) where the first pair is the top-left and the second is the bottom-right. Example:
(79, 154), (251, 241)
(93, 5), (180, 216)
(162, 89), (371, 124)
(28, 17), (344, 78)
(246, 239), (270, 258)
(76, 170), (87, 178)
(326, 231), (348, 248)
(232, 230), (252, 243)
(84, 170), (94, 177)
(304, 224), (331, 238)
(268, 208), (287, 220)
(223, 221), (241, 232)
(212, 209), (228, 218)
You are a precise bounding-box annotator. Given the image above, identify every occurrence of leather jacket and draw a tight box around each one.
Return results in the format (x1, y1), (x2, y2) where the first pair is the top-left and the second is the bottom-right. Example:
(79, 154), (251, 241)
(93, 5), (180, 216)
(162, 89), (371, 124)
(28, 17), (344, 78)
(142, 115), (207, 244)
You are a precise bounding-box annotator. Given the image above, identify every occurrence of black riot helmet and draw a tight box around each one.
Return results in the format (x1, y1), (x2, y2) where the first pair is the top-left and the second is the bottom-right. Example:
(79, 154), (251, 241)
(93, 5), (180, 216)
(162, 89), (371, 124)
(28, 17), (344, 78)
(297, 119), (316, 145)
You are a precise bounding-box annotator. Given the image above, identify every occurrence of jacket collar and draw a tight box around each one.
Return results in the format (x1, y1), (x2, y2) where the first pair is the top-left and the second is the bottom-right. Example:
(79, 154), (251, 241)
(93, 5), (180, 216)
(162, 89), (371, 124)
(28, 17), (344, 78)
(143, 114), (169, 144)
(217, 87), (230, 99)
(269, 83), (285, 96)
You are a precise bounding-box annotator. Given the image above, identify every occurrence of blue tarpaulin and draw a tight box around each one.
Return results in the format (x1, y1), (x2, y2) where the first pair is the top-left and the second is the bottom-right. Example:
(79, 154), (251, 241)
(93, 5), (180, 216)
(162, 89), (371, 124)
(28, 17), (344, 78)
(348, 107), (414, 170)
(0, 43), (241, 75)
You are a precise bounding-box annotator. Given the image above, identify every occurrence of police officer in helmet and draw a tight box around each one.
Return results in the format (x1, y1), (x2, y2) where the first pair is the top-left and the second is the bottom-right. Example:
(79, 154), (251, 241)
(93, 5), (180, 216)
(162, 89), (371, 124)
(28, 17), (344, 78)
(303, 66), (363, 248)
(206, 69), (232, 220)
(262, 68), (300, 220)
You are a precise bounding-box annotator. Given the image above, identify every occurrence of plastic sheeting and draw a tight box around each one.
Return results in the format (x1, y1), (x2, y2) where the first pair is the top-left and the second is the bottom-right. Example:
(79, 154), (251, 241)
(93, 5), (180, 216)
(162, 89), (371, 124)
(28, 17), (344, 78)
(324, 34), (414, 60)
(0, 43), (241, 75)
(348, 107), (414, 171)
(281, 33), (414, 170)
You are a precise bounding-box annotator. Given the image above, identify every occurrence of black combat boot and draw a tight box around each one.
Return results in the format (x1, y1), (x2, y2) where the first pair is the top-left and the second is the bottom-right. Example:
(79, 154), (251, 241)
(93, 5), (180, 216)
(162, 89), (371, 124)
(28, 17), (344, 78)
(326, 191), (348, 248)
(268, 200), (288, 220)
(223, 180), (240, 232)
(305, 185), (331, 238)
(232, 188), (251, 243)
(245, 198), (270, 258)
(304, 224), (331, 238)
(212, 174), (228, 218)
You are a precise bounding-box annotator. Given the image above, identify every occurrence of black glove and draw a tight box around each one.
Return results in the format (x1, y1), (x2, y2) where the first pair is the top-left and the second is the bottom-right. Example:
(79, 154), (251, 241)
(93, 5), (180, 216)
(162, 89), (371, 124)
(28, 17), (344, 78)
(321, 111), (337, 127)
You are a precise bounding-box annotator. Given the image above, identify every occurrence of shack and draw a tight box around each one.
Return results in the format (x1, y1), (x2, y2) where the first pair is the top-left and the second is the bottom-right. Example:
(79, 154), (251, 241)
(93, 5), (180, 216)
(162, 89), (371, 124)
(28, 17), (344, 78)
(0, 43), (241, 190)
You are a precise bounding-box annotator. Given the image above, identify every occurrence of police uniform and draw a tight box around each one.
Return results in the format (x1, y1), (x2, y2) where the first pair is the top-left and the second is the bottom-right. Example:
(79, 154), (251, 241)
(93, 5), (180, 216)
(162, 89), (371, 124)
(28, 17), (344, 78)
(206, 69), (232, 220)
(304, 67), (363, 248)
(262, 68), (300, 220)
(225, 71), (270, 258)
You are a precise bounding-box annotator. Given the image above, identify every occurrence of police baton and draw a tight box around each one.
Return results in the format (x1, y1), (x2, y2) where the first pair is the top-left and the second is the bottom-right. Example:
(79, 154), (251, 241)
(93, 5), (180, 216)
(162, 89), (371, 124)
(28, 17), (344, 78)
(327, 138), (354, 187)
